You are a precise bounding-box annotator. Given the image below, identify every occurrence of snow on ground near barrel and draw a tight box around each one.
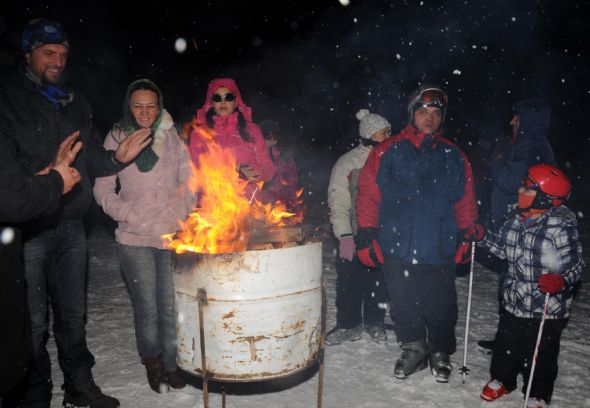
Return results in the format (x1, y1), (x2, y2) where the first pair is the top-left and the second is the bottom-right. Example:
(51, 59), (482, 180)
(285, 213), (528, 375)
(46, 204), (590, 408)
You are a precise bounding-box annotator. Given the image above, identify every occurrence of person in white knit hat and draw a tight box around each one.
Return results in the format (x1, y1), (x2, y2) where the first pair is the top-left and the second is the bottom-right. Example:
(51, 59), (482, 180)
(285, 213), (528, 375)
(326, 109), (391, 346)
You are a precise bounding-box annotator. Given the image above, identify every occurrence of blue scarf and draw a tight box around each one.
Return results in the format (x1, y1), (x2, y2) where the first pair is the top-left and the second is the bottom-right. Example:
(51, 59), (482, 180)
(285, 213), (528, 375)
(39, 84), (72, 112)
(25, 65), (73, 111)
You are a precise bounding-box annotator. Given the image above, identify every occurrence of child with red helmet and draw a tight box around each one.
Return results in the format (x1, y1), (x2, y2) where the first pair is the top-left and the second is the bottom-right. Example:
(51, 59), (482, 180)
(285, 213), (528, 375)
(466, 163), (583, 407)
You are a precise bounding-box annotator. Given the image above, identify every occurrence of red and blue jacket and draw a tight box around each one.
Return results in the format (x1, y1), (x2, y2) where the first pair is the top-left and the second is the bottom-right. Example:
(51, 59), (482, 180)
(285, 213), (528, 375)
(356, 123), (478, 265)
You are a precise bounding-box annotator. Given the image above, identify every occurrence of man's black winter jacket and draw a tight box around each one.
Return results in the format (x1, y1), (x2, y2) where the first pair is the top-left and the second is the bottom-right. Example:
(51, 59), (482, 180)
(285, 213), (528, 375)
(0, 69), (123, 229)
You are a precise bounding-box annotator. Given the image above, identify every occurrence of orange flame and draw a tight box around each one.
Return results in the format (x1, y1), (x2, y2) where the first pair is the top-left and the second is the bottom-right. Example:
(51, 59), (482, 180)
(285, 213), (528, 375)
(164, 134), (303, 254)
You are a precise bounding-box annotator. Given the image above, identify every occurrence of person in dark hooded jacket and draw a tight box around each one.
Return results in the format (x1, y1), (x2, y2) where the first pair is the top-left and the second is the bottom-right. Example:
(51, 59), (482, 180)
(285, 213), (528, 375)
(489, 98), (556, 227)
(477, 98), (558, 355)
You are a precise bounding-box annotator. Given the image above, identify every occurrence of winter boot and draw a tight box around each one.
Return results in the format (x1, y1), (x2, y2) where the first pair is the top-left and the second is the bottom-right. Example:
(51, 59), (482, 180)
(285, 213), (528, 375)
(365, 324), (387, 345)
(480, 379), (510, 402)
(525, 397), (549, 408)
(477, 339), (495, 355)
(393, 339), (428, 379)
(429, 351), (452, 383)
(325, 324), (363, 346)
(142, 354), (170, 393)
(62, 380), (120, 408)
(165, 369), (186, 389)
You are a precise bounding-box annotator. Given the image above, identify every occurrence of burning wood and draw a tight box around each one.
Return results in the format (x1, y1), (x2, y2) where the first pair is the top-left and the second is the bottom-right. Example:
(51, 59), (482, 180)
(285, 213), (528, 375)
(163, 139), (303, 254)
(249, 225), (303, 244)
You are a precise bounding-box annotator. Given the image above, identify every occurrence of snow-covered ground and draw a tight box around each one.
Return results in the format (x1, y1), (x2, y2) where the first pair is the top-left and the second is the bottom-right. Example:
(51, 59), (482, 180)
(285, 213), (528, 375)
(45, 184), (589, 408)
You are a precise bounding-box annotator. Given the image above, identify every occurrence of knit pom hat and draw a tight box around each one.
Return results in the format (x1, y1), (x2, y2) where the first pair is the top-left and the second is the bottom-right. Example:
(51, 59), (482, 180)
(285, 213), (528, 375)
(356, 109), (391, 139)
(21, 18), (69, 55)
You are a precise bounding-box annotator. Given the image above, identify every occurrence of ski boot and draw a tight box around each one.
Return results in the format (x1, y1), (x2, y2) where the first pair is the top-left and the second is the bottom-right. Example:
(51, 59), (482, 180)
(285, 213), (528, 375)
(393, 339), (428, 379)
(325, 324), (363, 346)
(429, 351), (452, 383)
(365, 324), (387, 345)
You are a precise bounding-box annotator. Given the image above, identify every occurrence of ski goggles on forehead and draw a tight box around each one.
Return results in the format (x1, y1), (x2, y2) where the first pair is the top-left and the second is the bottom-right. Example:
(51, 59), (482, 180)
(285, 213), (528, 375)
(210, 93), (235, 103)
(416, 88), (448, 107)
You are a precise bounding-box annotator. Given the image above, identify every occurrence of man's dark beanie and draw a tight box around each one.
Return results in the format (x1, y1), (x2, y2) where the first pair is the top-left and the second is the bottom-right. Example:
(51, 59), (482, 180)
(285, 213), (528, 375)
(21, 18), (69, 55)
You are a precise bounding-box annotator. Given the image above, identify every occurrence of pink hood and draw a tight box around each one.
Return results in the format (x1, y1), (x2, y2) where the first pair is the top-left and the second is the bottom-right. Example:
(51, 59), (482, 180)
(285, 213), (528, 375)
(196, 77), (252, 125)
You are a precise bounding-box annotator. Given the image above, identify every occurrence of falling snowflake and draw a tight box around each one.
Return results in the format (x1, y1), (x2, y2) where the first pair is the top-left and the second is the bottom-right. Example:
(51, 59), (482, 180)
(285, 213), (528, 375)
(1, 227), (15, 244)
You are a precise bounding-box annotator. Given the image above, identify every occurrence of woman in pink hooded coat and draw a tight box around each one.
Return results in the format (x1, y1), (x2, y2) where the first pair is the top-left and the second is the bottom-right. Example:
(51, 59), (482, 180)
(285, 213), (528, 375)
(189, 78), (274, 187)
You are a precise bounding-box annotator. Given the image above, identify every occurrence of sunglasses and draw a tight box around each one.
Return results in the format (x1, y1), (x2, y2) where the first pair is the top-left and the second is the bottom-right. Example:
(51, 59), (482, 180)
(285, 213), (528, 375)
(418, 88), (448, 107)
(210, 93), (236, 103)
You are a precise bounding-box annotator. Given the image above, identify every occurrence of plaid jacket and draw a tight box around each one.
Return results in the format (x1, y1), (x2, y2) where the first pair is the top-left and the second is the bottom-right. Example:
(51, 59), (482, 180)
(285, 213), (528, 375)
(481, 206), (583, 319)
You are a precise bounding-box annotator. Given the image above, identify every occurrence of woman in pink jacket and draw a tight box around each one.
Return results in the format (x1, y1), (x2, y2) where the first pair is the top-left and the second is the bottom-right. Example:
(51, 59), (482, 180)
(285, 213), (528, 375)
(93, 79), (196, 394)
(189, 78), (274, 187)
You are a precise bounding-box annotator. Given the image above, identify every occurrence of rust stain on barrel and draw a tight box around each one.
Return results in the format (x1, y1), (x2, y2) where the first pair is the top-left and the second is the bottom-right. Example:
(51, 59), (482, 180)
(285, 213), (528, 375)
(222, 310), (236, 319)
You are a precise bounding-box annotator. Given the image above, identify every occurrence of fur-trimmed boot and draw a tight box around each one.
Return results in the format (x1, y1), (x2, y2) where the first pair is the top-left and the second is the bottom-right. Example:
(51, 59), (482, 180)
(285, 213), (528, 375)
(142, 354), (169, 393)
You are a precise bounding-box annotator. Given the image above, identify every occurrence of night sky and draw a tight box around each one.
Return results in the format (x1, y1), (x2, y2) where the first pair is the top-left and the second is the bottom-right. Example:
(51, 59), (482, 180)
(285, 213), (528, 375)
(1, 1), (589, 174)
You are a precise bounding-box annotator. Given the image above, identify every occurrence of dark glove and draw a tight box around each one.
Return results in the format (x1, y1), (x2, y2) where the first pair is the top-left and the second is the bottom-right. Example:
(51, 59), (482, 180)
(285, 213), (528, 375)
(463, 224), (486, 242)
(355, 227), (384, 268)
(538, 274), (565, 294)
(454, 241), (472, 264)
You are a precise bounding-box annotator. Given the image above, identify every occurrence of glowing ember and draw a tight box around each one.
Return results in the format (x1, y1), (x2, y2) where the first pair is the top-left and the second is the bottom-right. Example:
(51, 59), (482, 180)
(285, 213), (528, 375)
(164, 132), (303, 254)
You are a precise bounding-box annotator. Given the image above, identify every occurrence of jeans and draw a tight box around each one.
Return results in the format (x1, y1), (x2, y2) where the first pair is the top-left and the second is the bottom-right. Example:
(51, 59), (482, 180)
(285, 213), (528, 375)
(117, 244), (178, 371)
(23, 219), (94, 404)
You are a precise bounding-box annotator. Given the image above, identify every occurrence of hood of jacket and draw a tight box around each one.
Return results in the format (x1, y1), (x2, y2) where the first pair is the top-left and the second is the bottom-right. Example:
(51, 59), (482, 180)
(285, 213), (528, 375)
(513, 97), (551, 144)
(195, 77), (252, 126)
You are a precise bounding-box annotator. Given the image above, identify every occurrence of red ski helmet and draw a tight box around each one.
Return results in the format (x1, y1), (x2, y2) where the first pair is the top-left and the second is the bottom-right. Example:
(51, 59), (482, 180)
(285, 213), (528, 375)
(523, 163), (572, 208)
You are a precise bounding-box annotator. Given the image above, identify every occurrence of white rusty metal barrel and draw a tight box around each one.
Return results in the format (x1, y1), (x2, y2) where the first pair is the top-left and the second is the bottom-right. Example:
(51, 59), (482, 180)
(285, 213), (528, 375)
(173, 241), (322, 381)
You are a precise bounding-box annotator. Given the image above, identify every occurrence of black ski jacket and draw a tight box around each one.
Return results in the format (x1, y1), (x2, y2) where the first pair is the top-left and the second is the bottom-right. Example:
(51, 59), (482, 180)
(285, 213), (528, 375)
(0, 68), (124, 231)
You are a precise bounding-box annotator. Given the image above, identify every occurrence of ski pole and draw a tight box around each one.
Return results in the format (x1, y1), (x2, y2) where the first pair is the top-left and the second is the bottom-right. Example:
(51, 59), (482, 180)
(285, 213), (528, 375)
(523, 292), (550, 408)
(459, 241), (476, 384)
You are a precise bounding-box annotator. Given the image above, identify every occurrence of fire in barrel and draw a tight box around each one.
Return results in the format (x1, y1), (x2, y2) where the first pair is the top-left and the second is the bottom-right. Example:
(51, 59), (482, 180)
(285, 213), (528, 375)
(164, 135), (322, 381)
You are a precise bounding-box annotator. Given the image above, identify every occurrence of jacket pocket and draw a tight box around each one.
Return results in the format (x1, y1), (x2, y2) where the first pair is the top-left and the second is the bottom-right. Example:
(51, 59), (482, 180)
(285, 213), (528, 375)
(438, 218), (459, 260)
(382, 217), (413, 259)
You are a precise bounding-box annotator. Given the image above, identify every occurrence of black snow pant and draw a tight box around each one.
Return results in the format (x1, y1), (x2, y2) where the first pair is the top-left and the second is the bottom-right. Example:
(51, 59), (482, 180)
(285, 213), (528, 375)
(335, 254), (387, 329)
(382, 257), (458, 354)
(491, 309), (566, 404)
